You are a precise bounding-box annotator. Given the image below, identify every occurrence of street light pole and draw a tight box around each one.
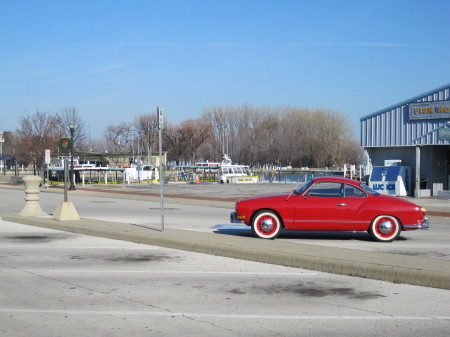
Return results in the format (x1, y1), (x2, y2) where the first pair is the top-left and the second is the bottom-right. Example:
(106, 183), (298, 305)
(157, 106), (164, 231)
(69, 122), (76, 190)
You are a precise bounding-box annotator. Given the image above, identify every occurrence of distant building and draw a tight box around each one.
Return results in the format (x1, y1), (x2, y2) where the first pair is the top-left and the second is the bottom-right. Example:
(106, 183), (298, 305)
(75, 151), (167, 168)
(361, 84), (450, 197)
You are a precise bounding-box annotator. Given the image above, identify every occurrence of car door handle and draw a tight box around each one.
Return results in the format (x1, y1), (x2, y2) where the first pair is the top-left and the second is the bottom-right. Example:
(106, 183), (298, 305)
(336, 203), (346, 206)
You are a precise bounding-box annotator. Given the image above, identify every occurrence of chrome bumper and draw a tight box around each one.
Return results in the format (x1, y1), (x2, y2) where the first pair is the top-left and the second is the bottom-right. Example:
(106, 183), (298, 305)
(230, 212), (244, 224)
(403, 217), (429, 230)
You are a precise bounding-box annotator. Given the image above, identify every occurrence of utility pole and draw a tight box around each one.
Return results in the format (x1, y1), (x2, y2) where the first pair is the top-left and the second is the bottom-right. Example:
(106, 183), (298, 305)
(69, 122), (76, 190)
(157, 106), (164, 231)
(0, 130), (4, 175)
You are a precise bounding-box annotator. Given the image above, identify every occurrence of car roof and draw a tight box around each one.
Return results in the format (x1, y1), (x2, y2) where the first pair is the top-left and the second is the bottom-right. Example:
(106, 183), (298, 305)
(312, 176), (361, 185)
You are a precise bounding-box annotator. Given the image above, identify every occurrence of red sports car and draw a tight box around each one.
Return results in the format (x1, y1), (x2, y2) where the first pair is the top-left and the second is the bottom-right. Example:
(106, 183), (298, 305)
(230, 177), (429, 242)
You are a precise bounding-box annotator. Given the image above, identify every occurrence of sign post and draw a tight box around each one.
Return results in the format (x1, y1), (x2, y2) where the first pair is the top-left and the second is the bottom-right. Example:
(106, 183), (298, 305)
(64, 159), (69, 202)
(157, 106), (164, 232)
(0, 131), (4, 175)
(45, 149), (51, 188)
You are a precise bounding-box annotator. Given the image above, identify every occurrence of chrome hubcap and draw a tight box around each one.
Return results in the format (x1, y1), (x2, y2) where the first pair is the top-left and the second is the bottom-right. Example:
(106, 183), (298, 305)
(260, 218), (274, 232)
(379, 220), (393, 234)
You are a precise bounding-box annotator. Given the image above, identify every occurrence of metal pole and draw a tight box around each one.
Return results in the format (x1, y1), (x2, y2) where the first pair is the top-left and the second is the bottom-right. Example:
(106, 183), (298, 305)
(69, 123), (76, 190)
(159, 124), (164, 232)
(157, 106), (164, 232)
(0, 131), (3, 175)
(159, 128), (164, 231)
(64, 159), (68, 202)
(147, 124), (150, 165)
(415, 145), (421, 198)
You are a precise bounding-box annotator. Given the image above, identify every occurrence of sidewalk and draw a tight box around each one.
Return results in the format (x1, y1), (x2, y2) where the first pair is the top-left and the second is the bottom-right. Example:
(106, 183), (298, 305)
(1, 182), (450, 290)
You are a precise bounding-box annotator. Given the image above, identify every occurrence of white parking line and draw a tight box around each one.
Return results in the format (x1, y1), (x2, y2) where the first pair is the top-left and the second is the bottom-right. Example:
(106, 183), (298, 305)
(0, 308), (449, 320)
(0, 269), (317, 275)
(0, 246), (159, 249)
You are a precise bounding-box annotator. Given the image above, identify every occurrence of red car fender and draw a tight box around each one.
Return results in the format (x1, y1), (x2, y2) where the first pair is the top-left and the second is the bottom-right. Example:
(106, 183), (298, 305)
(348, 195), (424, 230)
(236, 193), (296, 227)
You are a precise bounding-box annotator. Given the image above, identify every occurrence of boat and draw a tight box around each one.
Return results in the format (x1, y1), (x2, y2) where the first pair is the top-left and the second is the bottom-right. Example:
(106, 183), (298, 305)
(123, 164), (159, 183)
(195, 154), (259, 184)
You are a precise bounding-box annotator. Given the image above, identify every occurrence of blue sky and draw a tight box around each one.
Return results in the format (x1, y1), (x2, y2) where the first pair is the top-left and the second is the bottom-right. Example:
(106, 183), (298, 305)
(1, 0), (449, 139)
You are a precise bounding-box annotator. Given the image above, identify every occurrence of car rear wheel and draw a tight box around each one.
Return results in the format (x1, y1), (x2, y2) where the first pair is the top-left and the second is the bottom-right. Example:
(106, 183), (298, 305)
(251, 210), (282, 239)
(369, 215), (401, 242)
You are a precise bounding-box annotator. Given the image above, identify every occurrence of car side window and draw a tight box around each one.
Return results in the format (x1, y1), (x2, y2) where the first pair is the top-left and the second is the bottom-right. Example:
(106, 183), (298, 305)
(344, 184), (366, 198)
(307, 182), (343, 198)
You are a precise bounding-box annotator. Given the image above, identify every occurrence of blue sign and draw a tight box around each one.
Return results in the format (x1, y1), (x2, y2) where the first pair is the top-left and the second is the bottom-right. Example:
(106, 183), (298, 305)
(409, 102), (450, 120)
(373, 183), (396, 191)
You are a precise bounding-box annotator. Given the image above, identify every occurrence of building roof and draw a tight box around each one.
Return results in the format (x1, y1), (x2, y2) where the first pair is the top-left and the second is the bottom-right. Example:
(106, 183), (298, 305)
(360, 83), (450, 147)
(360, 83), (450, 122)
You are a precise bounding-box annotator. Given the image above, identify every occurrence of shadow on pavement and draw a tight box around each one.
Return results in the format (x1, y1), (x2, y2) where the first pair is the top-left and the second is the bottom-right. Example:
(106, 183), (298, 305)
(211, 226), (411, 242)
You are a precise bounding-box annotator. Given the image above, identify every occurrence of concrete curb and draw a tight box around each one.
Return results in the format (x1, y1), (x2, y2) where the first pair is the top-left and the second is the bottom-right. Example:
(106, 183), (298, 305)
(3, 214), (450, 290)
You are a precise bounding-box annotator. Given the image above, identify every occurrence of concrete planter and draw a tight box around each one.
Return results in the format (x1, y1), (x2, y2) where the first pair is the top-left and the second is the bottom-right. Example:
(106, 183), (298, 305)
(18, 175), (49, 217)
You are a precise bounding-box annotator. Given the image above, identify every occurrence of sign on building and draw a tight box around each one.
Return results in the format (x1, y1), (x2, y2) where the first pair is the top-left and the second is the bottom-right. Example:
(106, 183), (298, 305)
(409, 101), (450, 120)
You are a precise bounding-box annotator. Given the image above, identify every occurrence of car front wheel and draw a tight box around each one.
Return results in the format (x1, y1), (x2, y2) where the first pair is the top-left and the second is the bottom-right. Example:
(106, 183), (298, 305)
(251, 210), (282, 239)
(369, 215), (401, 242)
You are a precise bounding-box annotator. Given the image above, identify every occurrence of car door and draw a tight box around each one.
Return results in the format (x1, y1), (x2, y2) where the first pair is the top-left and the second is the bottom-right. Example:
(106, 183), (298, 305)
(340, 183), (369, 231)
(292, 181), (347, 230)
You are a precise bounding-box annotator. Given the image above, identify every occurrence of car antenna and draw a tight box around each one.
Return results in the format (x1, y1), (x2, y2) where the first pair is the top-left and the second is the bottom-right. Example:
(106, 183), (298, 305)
(285, 181), (302, 201)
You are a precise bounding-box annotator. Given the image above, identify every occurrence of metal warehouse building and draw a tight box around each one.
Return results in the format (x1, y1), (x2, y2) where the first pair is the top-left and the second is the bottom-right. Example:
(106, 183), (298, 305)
(361, 83), (450, 198)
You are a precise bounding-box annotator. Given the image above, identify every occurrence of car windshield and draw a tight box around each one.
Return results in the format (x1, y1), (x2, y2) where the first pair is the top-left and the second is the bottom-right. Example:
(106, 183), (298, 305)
(360, 183), (380, 196)
(293, 180), (314, 195)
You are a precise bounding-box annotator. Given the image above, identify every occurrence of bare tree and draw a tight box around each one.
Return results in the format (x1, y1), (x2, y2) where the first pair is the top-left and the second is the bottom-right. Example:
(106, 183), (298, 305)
(180, 119), (213, 163)
(15, 111), (64, 171)
(276, 107), (310, 167)
(305, 110), (354, 168)
(58, 107), (87, 149)
(341, 139), (364, 165)
(202, 104), (361, 169)
(163, 121), (186, 165)
(201, 106), (229, 161)
(88, 137), (108, 153)
(133, 114), (159, 159)
(104, 122), (133, 154)
(85, 103), (361, 169)
(1, 131), (13, 156)
(163, 119), (213, 165)
(254, 112), (281, 166)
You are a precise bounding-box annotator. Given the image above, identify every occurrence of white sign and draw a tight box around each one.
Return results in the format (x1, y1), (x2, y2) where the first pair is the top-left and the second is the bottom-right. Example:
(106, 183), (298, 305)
(45, 149), (51, 165)
(157, 106), (164, 129)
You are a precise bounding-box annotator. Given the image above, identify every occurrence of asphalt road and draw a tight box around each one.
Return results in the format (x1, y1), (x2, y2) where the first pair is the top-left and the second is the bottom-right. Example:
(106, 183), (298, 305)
(1, 184), (449, 336)
(1, 220), (449, 337)
(2, 186), (448, 261)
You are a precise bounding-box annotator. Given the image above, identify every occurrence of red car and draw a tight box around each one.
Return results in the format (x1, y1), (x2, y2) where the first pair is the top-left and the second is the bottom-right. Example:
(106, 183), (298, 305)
(230, 177), (429, 242)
